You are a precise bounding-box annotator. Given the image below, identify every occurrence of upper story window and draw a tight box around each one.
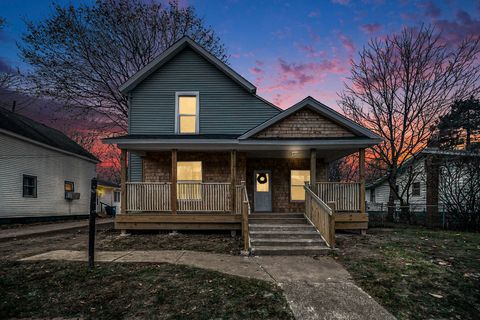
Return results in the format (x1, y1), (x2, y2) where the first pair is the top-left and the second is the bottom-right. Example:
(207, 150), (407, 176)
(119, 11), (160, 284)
(176, 92), (199, 134)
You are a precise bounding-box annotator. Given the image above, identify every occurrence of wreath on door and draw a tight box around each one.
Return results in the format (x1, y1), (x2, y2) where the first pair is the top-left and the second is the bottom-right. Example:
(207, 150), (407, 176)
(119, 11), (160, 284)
(257, 173), (268, 184)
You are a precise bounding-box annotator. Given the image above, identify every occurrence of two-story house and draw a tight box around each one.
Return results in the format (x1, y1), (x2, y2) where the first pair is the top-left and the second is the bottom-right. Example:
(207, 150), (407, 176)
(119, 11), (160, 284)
(104, 37), (382, 254)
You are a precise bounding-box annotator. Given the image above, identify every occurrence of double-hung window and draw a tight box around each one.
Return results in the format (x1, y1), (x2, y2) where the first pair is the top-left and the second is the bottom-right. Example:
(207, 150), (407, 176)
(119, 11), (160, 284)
(412, 182), (421, 197)
(22, 175), (37, 198)
(177, 161), (202, 199)
(176, 92), (199, 134)
(290, 170), (310, 201)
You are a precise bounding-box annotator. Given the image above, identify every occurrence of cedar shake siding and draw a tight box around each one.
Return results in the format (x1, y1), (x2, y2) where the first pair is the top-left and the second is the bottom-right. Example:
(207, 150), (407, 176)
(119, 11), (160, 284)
(253, 108), (356, 139)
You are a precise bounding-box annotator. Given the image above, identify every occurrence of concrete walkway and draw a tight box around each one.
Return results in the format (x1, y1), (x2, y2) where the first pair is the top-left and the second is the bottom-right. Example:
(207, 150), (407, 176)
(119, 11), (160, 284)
(0, 218), (113, 241)
(22, 249), (395, 320)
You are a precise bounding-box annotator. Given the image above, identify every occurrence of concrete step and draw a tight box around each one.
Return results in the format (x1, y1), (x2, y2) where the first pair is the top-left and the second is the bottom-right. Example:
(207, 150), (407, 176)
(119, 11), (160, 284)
(251, 245), (330, 256)
(249, 213), (305, 219)
(249, 218), (308, 224)
(249, 230), (320, 239)
(249, 224), (315, 231)
(250, 238), (325, 247)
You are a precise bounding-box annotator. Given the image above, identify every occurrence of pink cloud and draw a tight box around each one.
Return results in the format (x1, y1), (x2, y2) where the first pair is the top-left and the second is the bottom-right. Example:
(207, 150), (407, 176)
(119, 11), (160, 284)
(249, 67), (263, 75)
(360, 23), (382, 35)
(338, 32), (356, 54)
(297, 44), (327, 58)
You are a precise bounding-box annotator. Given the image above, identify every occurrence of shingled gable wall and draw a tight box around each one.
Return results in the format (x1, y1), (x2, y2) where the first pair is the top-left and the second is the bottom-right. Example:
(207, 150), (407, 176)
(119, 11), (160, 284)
(253, 107), (357, 139)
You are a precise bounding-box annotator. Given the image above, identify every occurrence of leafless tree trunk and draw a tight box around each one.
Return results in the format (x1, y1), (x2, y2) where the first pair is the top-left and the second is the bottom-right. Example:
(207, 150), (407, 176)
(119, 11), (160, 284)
(339, 25), (480, 221)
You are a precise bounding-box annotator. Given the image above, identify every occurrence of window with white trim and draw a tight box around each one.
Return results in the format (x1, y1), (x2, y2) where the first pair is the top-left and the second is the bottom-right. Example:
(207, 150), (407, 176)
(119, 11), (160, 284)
(412, 182), (421, 197)
(176, 92), (199, 134)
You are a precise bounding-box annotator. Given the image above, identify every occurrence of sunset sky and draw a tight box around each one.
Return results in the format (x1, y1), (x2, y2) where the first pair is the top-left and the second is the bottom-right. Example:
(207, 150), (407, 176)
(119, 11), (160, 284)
(1, 0), (479, 111)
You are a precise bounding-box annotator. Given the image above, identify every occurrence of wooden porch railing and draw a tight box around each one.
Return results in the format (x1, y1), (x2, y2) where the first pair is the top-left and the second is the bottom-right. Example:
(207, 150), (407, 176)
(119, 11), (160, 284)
(305, 184), (335, 248)
(235, 184), (244, 214)
(126, 182), (171, 212)
(241, 181), (251, 251)
(177, 182), (230, 212)
(316, 182), (361, 212)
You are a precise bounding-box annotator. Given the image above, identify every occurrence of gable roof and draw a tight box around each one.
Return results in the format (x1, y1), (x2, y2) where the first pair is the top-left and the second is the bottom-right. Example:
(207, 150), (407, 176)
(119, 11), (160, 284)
(239, 96), (383, 140)
(119, 36), (257, 94)
(0, 107), (99, 162)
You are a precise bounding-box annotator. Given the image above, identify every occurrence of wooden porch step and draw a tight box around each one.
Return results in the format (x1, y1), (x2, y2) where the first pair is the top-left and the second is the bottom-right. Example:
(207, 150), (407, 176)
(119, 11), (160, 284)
(251, 238), (325, 247)
(249, 224), (315, 231)
(250, 213), (305, 219)
(249, 230), (320, 239)
(249, 218), (308, 224)
(251, 245), (330, 256)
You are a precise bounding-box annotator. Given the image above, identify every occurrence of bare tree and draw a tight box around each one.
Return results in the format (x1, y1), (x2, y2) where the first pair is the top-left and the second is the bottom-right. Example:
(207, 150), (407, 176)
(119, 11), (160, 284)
(19, 0), (227, 132)
(339, 25), (480, 221)
(439, 156), (480, 231)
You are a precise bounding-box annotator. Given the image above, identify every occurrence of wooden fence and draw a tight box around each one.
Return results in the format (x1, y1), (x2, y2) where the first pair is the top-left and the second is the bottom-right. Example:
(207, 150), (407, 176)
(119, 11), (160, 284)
(305, 184), (335, 248)
(316, 182), (360, 212)
(126, 182), (171, 212)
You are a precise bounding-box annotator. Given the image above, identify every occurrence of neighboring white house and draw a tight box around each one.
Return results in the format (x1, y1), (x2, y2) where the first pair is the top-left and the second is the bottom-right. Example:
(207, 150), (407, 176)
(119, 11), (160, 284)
(366, 148), (475, 215)
(0, 108), (98, 221)
(96, 179), (121, 215)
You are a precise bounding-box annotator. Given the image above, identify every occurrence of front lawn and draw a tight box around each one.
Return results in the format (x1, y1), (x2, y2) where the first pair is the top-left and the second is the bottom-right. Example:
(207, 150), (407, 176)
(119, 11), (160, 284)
(0, 261), (293, 320)
(336, 228), (480, 320)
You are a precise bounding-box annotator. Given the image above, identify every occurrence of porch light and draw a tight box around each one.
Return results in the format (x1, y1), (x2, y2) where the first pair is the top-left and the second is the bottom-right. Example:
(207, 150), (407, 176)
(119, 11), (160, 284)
(290, 151), (301, 158)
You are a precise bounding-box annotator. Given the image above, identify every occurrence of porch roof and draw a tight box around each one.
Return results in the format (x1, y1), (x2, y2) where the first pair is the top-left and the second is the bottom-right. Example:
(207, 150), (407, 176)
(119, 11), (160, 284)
(103, 134), (381, 161)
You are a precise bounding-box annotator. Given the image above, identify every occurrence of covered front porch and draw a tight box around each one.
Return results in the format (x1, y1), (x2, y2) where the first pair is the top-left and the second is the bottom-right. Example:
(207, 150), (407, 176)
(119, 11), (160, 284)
(116, 147), (368, 242)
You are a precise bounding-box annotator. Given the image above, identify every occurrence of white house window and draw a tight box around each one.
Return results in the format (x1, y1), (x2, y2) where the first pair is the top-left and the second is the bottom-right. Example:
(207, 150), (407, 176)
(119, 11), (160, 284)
(291, 170), (310, 201)
(371, 189), (376, 203)
(177, 161), (202, 199)
(64, 181), (75, 192)
(22, 175), (37, 198)
(412, 182), (421, 196)
(176, 92), (199, 134)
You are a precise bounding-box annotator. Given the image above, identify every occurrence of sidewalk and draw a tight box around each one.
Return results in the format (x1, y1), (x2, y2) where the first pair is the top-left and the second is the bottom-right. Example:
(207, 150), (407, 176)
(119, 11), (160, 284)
(0, 218), (113, 241)
(22, 249), (395, 320)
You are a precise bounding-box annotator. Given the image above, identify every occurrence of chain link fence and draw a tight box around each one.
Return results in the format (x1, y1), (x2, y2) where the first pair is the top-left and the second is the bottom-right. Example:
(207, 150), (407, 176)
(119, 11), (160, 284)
(367, 203), (447, 228)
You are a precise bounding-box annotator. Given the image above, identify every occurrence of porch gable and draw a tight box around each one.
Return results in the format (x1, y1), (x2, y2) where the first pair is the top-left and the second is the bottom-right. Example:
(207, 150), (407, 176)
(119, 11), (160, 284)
(252, 107), (357, 139)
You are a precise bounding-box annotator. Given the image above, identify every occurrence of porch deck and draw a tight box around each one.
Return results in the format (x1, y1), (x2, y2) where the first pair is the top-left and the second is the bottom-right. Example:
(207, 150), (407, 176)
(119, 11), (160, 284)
(116, 181), (368, 232)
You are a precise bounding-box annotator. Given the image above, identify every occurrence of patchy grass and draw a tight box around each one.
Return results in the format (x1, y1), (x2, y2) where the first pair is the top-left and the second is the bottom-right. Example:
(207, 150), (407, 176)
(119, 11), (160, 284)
(336, 228), (480, 320)
(97, 230), (242, 255)
(0, 261), (293, 320)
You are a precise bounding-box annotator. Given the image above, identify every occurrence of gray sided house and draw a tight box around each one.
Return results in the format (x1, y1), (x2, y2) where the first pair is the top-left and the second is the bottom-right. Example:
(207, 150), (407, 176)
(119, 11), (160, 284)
(104, 37), (382, 254)
(0, 108), (98, 222)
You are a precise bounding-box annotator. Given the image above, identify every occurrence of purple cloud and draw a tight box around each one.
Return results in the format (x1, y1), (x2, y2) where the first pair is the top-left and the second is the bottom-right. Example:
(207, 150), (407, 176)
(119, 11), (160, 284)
(0, 58), (13, 74)
(420, 1), (442, 19)
(361, 23), (382, 35)
(434, 10), (480, 45)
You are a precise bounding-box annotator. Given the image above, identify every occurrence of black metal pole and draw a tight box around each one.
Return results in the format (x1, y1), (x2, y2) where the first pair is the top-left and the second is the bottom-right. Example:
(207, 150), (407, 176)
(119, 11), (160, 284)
(88, 178), (98, 269)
